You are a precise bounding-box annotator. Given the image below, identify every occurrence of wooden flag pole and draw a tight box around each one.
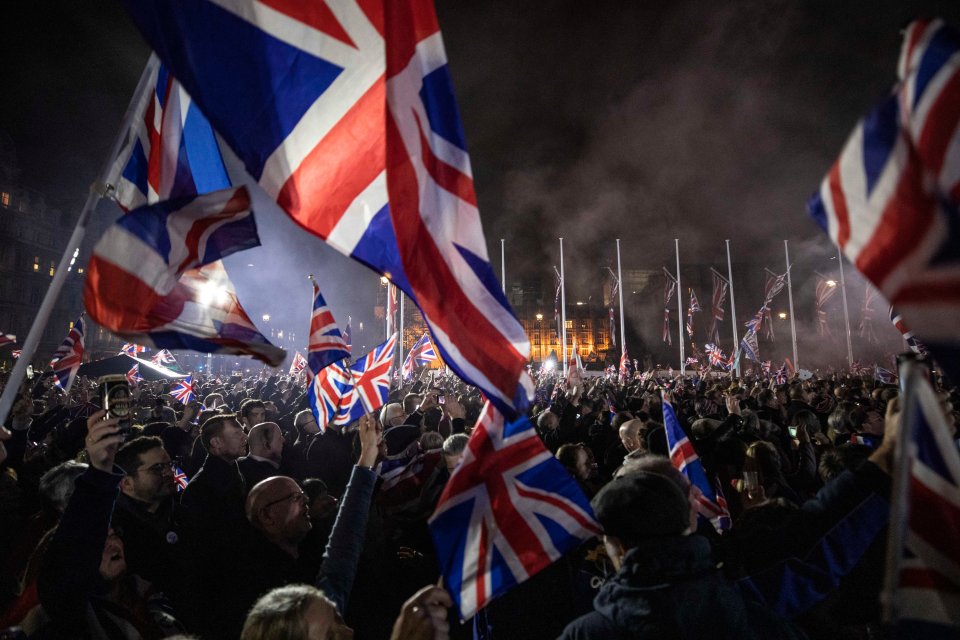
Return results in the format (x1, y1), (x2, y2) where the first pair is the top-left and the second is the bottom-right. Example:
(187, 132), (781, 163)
(0, 54), (161, 427)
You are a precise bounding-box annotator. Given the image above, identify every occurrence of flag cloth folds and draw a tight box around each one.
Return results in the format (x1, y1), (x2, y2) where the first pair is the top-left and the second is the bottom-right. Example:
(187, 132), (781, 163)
(402, 332), (439, 379)
(84, 187), (285, 366)
(121, 0), (533, 416)
(708, 270), (728, 343)
(808, 18), (960, 383)
(890, 306), (928, 356)
(815, 277), (839, 337)
(0, 334), (16, 349)
(335, 333), (398, 426)
(860, 285), (879, 343)
(761, 272), (786, 340)
(740, 331), (760, 362)
(120, 342), (146, 357)
(661, 396), (730, 532)
(884, 366), (960, 634)
(307, 359), (355, 432)
(429, 402), (602, 619)
(50, 317), (85, 394)
(308, 280), (351, 375)
(662, 268), (677, 345)
(344, 317), (353, 350)
(686, 289), (701, 338)
(151, 348), (176, 367)
(171, 374), (194, 404)
(619, 348), (630, 382)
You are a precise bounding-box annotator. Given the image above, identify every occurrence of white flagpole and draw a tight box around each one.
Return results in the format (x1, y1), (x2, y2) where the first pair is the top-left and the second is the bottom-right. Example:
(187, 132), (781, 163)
(0, 54), (161, 427)
(560, 237), (567, 376)
(398, 291), (405, 369)
(837, 246), (854, 368)
(784, 240), (799, 369)
(675, 239), (684, 375)
(616, 239), (626, 354)
(500, 238), (506, 294)
(725, 239), (740, 377)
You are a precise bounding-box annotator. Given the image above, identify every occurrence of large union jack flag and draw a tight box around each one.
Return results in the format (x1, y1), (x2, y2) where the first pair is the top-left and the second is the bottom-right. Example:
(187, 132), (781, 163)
(808, 18), (960, 382)
(662, 397), (729, 532)
(335, 333), (397, 425)
(121, 0), (532, 417)
(429, 402), (601, 619)
(886, 368), (960, 633)
(401, 332), (438, 379)
(103, 55), (282, 367)
(84, 187), (286, 366)
(308, 279), (351, 374)
(171, 374), (195, 404)
(51, 317), (85, 394)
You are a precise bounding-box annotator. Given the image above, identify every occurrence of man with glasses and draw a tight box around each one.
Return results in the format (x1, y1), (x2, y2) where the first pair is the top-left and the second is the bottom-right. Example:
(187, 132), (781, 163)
(113, 435), (191, 620)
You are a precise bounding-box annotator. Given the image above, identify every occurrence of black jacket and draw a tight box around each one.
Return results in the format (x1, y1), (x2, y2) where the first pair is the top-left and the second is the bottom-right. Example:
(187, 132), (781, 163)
(560, 536), (803, 640)
(237, 455), (281, 493)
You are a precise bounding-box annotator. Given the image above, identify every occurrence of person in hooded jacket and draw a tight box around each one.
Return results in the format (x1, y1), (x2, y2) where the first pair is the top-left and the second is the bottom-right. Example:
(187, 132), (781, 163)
(559, 471), (804, 640)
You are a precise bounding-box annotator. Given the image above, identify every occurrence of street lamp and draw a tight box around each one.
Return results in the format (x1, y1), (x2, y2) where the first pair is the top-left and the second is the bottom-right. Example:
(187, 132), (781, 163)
(778, 312), (787, 320)
(826, 280), (837, 287)
(380, 276), (389, 285)
(262, 314), (270, 322)
(535, 313), (543, 320)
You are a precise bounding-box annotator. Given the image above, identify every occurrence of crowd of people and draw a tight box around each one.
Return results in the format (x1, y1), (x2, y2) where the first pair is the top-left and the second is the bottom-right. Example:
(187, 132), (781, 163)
(0, 358), (954, 639)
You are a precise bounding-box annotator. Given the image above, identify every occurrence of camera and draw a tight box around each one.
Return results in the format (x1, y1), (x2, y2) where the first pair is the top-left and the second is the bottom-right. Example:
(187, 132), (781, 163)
(99, 375), (133, 435)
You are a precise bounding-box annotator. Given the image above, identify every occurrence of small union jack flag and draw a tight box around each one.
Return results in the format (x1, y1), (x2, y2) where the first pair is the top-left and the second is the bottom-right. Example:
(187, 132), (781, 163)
(173, 464), (189, 491)
(11, 350), (21, 359)
(0, 334), (16, 349)
(126, 363), (144, 386)
(307, 280), (350, 375)
(429, 403), (602, 619)
(662, 397), (729, 532)
(119, 342), (146, 356)
(618, 348), (630, 381)
(335, 333), (397, 426)
(401, 333), (438, 379)
(773, 362), (787, 385)
(705, 343), (729, 369)
(171, 374), (194, 404)
(51, 317), (85, 394)
(151, 349), (176, 367)
(289, 351), (308, 377)
(686, 289), (701, 337)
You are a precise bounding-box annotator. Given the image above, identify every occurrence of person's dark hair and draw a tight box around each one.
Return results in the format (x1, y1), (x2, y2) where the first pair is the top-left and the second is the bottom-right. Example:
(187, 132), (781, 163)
(39, 460), (88, 514)
(302, 478), (328, 503)
(792, 409), (821, 435)
(818, 443), (872, 483)
(641, 424), (668, 456)
(201, 414), (239, 452)
(240, 399), (265, 419)
(827, 401), (864, 437)
(555, 443), (585, 474)
(422, 406), (442, 431)
(611, 411), (634, 430)
(757, 389), (775, 407)
(115, 436), (165, 475)
(142, 421), (169, 437)
(591, 471), (690, 548)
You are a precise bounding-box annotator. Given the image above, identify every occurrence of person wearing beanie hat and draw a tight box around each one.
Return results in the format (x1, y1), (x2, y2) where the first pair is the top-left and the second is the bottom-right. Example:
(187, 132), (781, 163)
(560, 471), (803, 640)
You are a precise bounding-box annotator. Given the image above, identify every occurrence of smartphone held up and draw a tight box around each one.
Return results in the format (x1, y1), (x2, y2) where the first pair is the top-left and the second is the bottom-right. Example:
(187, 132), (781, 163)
(99, 375), (133, 437)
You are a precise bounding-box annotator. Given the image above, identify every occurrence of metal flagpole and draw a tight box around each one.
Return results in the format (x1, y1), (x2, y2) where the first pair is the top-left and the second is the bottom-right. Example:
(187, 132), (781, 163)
(560, 237), (567, 376)
(675, 239), (684, 374)
(837, 246), (854, 368)
(398, 291), (405, 369)
(725, 240), (740, 377)
(0, 54), (161, 427)
(784, 240), (799, 369)
(616, 239), (626, 354)
(500, 238), (506, 294)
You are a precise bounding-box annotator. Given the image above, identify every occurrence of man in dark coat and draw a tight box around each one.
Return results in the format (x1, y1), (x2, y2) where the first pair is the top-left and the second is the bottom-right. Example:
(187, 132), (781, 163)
(559, 472), (802, 639)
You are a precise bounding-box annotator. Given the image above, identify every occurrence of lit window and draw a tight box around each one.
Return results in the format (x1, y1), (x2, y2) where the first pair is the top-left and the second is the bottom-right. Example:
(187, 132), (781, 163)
(78, 267), (84, 274)
(33, 257), (39, 272)
(1, 192), (9, 207)
(49, 262), (55, 277)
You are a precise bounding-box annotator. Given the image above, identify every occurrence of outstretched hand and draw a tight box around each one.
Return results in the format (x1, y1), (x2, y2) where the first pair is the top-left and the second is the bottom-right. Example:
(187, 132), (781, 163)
(357, 412), (382, 469)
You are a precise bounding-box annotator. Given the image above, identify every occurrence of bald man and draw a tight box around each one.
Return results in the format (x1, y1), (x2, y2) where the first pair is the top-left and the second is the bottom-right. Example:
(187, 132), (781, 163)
(238, 422), (284, 492)
(618, 419), (644, 455)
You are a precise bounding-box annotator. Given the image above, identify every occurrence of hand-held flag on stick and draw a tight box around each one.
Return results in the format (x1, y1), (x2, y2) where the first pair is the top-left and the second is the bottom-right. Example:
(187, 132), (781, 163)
(307, 278), (351, 375)
(171, 374), (194, 404)
(126, 363), (144, 386)
(335, 333), (398, 426)
(120, 0), (533, 416)
(883, 364), (960, 634)
(429, 402), (602, 619)
(401, 333), (438, 379)
(50, 317), (85, 394)
(662, 396), (730, 532)
(289, 351), (308, 377)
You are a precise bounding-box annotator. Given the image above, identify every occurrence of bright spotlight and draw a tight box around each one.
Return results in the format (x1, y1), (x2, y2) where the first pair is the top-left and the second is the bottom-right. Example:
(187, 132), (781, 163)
(198, 280), (229, 305)
(543, 360), (556, 372)
(826, 280), (837, 287)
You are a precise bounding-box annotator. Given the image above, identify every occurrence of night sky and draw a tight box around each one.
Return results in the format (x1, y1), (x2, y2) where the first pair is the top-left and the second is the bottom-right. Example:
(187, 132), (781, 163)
(3, 0), (960, 357)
